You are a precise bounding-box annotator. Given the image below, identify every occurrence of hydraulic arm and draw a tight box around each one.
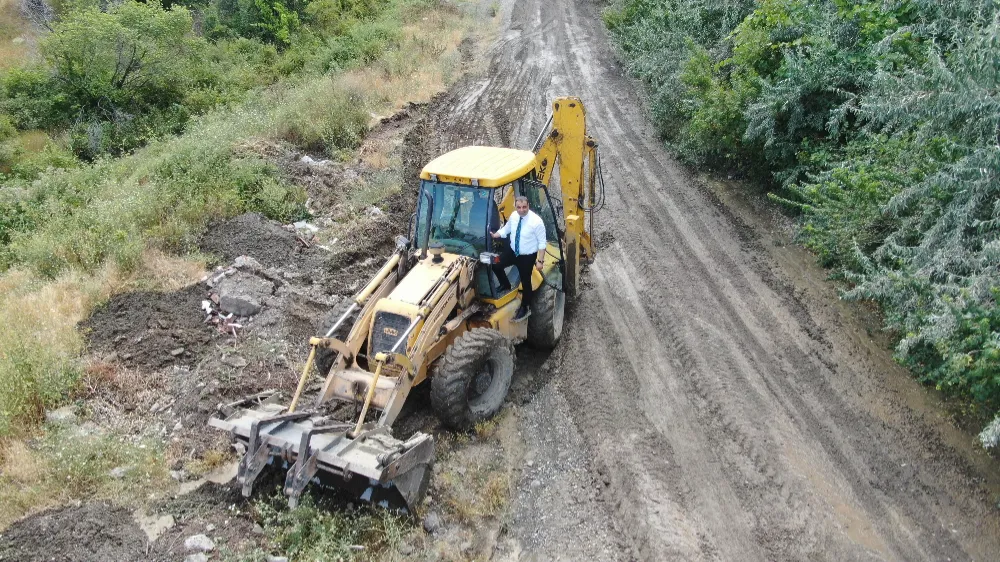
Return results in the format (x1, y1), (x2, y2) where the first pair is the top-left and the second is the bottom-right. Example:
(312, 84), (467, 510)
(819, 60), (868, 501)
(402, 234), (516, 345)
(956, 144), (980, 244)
(499, 96), (600, 295)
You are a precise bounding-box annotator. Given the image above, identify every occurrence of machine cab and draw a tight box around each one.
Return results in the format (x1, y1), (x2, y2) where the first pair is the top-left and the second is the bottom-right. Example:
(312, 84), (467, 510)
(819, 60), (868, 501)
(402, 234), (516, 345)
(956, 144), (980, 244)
(415, 146), (563, 299)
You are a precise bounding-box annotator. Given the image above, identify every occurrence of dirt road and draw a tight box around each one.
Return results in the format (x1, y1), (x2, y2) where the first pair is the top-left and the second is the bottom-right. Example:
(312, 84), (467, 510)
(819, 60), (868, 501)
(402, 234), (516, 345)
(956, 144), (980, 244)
(422, 0), (1000, 559)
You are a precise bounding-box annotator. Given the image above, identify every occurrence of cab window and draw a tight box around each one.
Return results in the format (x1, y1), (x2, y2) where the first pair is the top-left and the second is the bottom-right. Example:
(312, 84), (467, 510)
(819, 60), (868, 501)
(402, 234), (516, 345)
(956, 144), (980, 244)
(415, 180), (499, 258)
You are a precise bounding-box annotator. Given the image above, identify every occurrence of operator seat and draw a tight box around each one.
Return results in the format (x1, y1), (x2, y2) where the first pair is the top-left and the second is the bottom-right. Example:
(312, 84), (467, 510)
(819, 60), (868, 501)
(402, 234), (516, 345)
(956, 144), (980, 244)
(475, 195), (519, 298)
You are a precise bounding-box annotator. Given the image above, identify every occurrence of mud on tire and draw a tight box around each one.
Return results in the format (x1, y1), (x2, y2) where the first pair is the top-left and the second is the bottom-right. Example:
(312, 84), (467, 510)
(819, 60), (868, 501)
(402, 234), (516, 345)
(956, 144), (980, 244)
(527, 281), (565, 349)
(431, 328), (515, 430)
(314, 298), (359, 376)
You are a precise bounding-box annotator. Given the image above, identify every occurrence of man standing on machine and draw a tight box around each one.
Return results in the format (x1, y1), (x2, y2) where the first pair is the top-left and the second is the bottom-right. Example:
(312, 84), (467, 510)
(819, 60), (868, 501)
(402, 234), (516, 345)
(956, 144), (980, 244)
(491, 195), (547, 321)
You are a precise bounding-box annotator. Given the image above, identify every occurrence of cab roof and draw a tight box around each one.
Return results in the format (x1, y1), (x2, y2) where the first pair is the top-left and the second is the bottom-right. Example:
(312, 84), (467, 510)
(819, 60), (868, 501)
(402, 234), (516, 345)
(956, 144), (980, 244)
(419, 146), (537, 188)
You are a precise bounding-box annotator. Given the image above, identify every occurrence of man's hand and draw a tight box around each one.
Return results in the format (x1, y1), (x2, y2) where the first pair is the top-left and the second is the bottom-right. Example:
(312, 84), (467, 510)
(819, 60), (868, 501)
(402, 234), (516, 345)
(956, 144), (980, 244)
(491, 231), (500, 239)
(535, 261), (544, 272)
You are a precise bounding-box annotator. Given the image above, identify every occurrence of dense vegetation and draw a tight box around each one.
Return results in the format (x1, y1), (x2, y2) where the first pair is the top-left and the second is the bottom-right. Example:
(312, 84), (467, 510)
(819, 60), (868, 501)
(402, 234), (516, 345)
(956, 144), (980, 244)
(604, 0), (1000, 443)
(0, 0), (466, 437)
(0, 0), (404, 277)
(0, 0), (395, 166)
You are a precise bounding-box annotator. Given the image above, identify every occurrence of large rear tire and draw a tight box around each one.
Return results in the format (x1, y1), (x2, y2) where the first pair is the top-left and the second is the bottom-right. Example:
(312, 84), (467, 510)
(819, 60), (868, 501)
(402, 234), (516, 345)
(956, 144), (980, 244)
(431, 328), (514, 430)
(527, 281), (565, 349)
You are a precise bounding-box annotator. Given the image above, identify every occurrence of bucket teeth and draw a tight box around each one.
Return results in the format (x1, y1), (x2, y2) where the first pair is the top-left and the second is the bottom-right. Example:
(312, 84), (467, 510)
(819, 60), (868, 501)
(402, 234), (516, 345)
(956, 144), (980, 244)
(210, 405), (435, 511)
(237, 412), (311, 497)
(283, 423), (351, 508)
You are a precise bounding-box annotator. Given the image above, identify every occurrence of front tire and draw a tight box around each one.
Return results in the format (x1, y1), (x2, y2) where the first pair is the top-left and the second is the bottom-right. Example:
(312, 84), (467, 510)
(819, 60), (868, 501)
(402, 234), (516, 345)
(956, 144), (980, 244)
(431, 328), (514, 430)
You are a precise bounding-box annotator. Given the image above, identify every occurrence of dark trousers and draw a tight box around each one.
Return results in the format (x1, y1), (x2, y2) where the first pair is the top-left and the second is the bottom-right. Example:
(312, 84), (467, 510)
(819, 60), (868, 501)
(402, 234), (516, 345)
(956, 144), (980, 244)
(492, 252), (536, 310)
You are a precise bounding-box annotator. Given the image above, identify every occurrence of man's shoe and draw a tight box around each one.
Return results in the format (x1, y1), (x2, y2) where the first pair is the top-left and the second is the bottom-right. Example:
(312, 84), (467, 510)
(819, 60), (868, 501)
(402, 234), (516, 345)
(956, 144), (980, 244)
(513, 306), (530, 321)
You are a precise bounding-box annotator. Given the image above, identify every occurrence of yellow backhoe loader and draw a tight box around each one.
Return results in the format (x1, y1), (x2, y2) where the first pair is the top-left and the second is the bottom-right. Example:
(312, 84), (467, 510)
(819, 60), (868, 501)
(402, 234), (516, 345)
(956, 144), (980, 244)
(208, 97), (605, 510)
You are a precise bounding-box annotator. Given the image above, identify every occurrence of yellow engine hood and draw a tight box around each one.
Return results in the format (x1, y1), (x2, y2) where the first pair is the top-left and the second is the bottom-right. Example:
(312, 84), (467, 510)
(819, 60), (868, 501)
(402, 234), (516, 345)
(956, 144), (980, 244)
(388, 253), (463, 306)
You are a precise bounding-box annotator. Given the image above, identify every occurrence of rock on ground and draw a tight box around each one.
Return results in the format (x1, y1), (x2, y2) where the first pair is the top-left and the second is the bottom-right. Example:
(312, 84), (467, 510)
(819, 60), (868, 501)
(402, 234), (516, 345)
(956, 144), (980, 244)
(216, 271), (274, 317)
(422, 511), (442, 534)
(183, 534), (215, 552)
(45, 405), (78, 425)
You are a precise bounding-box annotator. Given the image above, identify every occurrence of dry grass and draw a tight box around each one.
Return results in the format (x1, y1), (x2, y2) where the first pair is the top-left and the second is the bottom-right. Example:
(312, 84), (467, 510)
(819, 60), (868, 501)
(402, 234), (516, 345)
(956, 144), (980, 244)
(0, 267), (119, 436)
(434, 413), (516, 526)
(185, 448), (232, 476)
(438, 462), (511, 524)
(0, 0), (34, 70)
(0, 249), (204, 437)
(341, 6), (472, 116)
(129, 248), (207, 291)
(358, 138), (393, 169)
(0, 441), (46, 523)
(0, 253), (204, 528)
(0, 427), (171, 530)
(473, 418), (500, 438)
(17, 129), (49, 152)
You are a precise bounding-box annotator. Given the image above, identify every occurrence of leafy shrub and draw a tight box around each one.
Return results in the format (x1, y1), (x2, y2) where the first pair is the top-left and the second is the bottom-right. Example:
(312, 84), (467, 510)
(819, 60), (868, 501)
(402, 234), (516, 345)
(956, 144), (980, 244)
(305, 0), (385, 29)
(206, 0), (303, 46)
(0, 66), (70, 130)
(0, 113), (17, 172)
(3, 100), (306, 277)
(606, 0), (1000, 439)
(677, 43), (749, 168)
(299, 17), (401, 73)
(274, 77), (369, 156)
(0, 1), (210, 158)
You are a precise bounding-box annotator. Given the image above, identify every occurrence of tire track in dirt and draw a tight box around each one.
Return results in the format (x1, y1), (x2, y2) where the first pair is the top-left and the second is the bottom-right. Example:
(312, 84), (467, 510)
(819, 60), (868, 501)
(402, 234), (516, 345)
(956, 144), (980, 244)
(418, 0), (1000, 560)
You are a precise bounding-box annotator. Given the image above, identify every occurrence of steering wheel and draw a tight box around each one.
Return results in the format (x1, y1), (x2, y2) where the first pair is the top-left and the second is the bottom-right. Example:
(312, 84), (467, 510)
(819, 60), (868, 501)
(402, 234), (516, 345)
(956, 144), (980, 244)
(434, 238), (478, 257)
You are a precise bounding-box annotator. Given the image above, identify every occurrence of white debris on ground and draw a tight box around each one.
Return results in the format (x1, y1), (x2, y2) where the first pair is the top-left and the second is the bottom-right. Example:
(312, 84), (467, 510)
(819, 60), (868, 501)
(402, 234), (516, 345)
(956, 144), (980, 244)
(184, 533), (216, 552)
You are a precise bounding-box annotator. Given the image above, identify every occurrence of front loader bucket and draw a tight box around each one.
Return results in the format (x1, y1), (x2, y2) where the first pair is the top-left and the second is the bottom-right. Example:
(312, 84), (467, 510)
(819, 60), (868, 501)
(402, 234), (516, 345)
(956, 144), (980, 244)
(209, 401), (433, 511)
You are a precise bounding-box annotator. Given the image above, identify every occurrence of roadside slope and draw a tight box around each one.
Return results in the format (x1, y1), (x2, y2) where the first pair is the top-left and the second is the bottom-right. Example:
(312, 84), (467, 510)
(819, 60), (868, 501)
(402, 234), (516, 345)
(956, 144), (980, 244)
(422, 0), (1000, 559)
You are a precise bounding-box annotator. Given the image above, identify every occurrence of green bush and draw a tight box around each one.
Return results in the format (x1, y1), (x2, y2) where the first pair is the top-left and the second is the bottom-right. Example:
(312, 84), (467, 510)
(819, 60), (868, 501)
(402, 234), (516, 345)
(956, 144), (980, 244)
(773, 134), (949, 268)
(0, 0), (436, 277)
(0, 0), (297, 161)
(606, 0), (1000, 439)
(206, 0), (303, 46)
(305, 0), (385, 29)
(0, 114), (17, 173)
(0, 1), (211, 158)
(0, 66), (70, 130)
(3, 100), (306, 277)
(903, 291), (1000, 411)
(677, 43), (749, 168)
(274, 77), (370, 156)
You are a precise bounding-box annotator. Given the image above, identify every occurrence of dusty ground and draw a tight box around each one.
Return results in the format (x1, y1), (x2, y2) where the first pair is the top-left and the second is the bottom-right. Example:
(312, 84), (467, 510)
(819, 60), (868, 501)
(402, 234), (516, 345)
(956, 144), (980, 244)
(412, 0), (1000, 559)
(0, 502), (149, 561)
(5, 0), (1000, 560)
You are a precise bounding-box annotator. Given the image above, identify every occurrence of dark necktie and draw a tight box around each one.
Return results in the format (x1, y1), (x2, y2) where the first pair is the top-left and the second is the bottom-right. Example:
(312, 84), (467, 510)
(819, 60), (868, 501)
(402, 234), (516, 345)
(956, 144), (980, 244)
(514, 217), (522, 255)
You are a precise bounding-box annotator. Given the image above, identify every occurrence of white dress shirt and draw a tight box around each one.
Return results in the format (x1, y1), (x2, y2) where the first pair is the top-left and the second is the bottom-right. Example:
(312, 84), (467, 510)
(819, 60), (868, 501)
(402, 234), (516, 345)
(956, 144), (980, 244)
(496, 210), (547, 255)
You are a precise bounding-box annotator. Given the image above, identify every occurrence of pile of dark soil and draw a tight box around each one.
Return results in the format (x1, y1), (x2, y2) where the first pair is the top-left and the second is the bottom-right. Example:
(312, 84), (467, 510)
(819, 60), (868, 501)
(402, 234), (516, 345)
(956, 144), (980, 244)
(200, 212), (310, 269)
(0, 503), (147, 562)
(325, 215), (404, 294)
(168, 352), (300, 430)
(81, 284), (217, 370)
